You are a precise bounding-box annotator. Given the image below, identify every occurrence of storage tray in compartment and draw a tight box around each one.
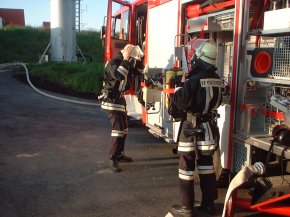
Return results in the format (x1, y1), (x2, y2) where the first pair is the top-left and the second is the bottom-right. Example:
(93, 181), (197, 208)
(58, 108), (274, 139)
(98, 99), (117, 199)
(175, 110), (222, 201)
(233, 133), (290, 159)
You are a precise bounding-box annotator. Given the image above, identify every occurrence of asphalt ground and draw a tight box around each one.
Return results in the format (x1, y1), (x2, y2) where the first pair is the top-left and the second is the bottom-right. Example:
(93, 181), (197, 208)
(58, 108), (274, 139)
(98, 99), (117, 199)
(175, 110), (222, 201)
(0, 66), (276, 217)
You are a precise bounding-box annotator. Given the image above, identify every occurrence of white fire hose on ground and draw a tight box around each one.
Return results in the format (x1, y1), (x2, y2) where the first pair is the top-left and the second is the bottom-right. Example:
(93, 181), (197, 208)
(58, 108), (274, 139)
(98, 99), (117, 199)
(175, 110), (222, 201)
(222, 162), (266, 217)
(0, 62), (101, 107)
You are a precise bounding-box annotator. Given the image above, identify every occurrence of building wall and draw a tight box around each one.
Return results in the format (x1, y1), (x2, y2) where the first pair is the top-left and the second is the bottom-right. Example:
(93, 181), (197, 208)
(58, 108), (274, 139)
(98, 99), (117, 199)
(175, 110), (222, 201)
(0, 8), (25, 26)
(43, 22), (51, 29)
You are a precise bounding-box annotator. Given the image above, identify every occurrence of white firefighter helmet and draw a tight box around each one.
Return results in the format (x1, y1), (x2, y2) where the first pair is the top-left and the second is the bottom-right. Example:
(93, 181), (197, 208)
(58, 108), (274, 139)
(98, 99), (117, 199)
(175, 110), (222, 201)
(121, 44), (144, 60)
(191, 39), (217, 66)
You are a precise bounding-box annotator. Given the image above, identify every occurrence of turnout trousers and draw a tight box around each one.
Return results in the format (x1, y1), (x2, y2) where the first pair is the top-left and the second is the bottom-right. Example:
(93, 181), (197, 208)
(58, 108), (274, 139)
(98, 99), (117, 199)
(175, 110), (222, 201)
(177, 118), (218, 209)
(107, 111), (128, 159)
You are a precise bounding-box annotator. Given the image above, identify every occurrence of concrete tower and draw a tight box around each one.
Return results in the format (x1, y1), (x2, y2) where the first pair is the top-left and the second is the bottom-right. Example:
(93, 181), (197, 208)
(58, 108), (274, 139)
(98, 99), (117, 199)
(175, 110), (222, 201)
(50, 0), (76, 62)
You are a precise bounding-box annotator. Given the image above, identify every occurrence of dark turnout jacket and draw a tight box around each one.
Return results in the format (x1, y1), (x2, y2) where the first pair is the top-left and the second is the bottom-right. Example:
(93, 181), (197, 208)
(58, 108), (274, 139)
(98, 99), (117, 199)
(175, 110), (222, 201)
(173, 69), (223, 115)
(100, 53), (144, 113)
(173, 68), (223, 154)
(103, 53), (132, 94)
(100, 53), (131, 113)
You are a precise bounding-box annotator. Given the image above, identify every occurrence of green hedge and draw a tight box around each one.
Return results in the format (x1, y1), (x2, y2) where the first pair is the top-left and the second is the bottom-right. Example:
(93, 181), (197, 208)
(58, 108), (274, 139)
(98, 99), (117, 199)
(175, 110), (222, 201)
(76, 30), (104, 63)
(0, 26), (50, 63)
(0, 26), (105, 95)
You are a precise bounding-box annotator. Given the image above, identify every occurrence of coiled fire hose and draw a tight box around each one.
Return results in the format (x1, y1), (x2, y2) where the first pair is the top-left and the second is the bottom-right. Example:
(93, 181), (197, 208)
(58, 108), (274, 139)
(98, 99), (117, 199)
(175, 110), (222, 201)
(222, 162), (266, 217)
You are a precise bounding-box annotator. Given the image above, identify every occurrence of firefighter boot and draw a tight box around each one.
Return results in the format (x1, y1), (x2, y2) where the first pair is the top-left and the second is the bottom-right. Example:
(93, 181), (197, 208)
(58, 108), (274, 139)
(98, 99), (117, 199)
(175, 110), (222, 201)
(117, 136), (133, 162)
(109, 156), (121, 172)
(172, 179), (194, 216)
(117, 151), (133, 162)
(197, 173), (218, 215)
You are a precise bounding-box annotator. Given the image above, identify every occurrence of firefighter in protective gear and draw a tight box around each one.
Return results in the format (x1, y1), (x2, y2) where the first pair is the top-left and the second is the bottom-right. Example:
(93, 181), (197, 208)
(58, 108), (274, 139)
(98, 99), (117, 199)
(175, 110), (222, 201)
(100, 44), (144, 172)
(171, 39), (223, 216)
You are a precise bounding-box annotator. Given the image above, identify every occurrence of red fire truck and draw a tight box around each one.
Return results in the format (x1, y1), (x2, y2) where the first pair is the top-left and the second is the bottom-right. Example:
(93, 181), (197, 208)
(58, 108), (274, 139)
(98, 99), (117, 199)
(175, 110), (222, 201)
(102, 0), (290, 216)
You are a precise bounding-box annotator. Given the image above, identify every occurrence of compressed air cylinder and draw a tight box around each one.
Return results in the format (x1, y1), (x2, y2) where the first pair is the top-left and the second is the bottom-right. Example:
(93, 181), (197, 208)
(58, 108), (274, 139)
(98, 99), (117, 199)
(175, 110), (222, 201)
(165, 69), (183, 110)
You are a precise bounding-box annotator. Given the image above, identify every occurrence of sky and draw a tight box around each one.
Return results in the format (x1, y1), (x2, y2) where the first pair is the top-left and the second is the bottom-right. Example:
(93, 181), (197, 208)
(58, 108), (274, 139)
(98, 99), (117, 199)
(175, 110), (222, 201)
(0, 0), (130, 31)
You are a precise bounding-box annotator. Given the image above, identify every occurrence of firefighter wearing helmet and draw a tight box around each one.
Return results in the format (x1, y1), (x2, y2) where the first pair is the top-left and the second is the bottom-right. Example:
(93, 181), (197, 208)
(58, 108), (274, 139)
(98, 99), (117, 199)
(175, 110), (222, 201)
(171, 39), (223, 216)
(99, 44), (144, 172)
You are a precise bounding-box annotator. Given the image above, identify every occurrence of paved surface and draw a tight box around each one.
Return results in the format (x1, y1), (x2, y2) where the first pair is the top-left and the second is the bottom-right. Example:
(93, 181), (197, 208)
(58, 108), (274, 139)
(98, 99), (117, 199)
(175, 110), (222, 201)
(0, 67), (274, 217)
